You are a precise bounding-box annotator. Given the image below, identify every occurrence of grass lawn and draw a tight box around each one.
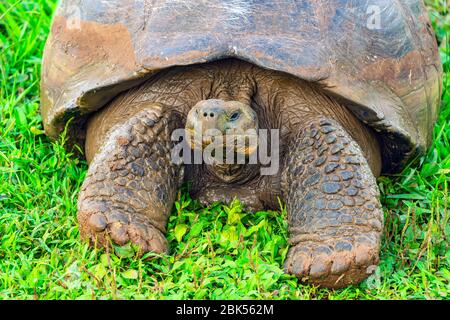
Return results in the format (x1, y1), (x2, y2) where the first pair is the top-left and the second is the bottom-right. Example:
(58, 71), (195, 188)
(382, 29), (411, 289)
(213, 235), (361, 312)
(0, 0), (449, 300)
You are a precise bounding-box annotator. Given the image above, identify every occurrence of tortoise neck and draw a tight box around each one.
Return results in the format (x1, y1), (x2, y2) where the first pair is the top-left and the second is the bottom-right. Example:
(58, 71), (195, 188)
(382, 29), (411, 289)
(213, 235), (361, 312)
(205, 163), (259, 184)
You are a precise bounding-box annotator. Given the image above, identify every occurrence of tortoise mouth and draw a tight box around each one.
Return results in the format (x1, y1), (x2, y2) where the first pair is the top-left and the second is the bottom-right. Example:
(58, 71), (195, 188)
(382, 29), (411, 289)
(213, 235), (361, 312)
(185, 128), (258, 156)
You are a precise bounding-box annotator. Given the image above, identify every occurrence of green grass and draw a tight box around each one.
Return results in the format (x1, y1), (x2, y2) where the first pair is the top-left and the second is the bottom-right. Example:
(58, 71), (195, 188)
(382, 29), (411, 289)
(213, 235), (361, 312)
(0, 0), (449, 300)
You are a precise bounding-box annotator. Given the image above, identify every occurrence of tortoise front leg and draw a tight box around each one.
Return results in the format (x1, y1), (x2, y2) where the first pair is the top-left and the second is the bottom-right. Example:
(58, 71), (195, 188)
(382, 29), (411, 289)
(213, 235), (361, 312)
(77, 105), (183, 254)
(281, 117), (383, 288)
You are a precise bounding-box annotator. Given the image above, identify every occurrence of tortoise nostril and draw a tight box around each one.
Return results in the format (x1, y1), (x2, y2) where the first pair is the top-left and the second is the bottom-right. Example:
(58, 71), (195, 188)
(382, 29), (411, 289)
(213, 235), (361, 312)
(210, 113), (214, 118)
(203, 112), (208, 117)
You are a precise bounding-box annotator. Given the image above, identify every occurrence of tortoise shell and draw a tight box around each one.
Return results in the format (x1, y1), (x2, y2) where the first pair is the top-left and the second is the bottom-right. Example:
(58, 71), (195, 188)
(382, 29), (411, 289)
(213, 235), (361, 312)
(40, 0), (443, 173)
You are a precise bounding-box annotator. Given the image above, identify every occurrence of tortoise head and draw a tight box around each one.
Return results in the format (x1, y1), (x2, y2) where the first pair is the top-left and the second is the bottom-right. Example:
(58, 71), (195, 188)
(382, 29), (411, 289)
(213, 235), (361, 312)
(185, 99), (259, 156)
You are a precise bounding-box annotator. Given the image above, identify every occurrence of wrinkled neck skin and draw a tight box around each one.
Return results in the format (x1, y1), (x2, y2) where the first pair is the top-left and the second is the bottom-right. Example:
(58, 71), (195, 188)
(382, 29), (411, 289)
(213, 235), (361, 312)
(204, 159), (260, 184)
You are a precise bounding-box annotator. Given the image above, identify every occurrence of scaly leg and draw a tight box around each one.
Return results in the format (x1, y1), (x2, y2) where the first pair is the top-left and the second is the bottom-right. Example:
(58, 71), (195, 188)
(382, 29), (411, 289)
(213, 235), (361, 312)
(282, 117), (383, 288)
(77, 105), (183, 254)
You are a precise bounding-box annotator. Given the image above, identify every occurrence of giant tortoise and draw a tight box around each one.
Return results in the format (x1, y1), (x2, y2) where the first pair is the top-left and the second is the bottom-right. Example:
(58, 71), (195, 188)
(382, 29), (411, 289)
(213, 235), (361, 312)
(40, 0), (442, 288)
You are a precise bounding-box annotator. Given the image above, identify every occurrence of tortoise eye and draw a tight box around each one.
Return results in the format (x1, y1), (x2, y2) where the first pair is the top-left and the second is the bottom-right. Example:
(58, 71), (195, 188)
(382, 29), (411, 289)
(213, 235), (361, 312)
(230, 112), (240, 121)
